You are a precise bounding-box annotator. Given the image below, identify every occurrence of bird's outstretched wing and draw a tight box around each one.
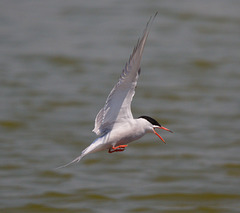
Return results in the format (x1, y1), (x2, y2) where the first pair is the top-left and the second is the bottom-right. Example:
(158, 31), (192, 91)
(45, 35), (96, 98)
(93, 12), (157, 136)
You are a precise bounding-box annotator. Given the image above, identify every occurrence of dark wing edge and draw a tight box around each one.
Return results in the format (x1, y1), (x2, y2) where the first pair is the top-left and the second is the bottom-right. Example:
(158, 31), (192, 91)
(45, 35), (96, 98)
(93, 12), (158, 136)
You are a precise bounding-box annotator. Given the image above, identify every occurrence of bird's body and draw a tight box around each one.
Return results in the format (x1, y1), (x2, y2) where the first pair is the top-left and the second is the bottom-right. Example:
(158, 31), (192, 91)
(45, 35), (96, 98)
(58, 12), (172, 168)
(91, 118), (153, 151)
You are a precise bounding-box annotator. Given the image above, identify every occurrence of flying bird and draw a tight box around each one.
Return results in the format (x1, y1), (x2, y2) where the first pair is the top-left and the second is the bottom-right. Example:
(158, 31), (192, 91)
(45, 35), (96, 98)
(58, 12), (172, 168)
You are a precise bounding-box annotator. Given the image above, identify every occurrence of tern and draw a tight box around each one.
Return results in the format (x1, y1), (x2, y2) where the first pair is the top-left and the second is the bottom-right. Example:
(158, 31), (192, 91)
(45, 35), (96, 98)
(58, 12), (172, 168)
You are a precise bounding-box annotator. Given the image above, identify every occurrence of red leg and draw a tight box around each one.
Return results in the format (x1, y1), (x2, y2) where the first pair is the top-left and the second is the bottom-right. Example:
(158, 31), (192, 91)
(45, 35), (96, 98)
(108, 145), (128, 153)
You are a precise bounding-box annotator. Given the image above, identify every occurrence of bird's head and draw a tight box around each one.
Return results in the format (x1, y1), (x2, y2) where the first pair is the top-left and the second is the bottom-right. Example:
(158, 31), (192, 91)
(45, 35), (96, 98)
(139, 115), (173, 143)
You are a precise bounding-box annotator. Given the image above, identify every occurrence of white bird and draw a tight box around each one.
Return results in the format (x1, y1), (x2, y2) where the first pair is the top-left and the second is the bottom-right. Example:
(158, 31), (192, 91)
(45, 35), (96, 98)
(58, 12), (172, 168)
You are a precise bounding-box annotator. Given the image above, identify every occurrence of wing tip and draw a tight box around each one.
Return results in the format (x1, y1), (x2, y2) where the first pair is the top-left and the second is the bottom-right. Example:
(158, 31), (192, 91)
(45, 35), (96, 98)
(128, 12), (158, 64)
(145, 11), (158, 35)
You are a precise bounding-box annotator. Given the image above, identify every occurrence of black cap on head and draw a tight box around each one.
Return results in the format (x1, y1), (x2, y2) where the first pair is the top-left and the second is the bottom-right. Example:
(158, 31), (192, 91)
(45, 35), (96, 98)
(139, 115), (161, 127)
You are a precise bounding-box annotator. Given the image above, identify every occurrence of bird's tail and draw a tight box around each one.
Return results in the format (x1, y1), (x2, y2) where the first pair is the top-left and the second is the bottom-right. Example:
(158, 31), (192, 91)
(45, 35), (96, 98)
(56, 138), (103, 169)
(56, 154), (84, 169)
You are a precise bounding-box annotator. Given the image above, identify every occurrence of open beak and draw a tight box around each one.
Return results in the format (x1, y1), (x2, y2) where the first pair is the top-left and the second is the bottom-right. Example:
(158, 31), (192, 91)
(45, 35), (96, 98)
(153, 126), (173, 144)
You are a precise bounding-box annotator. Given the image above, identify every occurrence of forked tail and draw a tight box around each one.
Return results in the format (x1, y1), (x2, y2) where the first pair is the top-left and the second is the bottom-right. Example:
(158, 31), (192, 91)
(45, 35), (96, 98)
(56, 154), (84, 169)
(56, 138), (104, 169)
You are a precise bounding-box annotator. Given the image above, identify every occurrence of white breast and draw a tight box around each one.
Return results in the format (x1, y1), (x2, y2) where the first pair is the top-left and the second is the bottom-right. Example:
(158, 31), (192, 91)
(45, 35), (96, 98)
(82, 118), (151, 157)
(106, 119), (148, 146)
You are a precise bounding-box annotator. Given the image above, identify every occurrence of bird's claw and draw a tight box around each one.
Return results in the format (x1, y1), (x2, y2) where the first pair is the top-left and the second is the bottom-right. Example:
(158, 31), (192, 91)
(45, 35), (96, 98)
(108, 145), (128, 153)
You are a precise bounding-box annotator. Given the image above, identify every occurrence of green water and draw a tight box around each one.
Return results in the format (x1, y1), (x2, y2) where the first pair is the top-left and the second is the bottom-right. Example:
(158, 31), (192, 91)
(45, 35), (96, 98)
(1, 1), (240, 212)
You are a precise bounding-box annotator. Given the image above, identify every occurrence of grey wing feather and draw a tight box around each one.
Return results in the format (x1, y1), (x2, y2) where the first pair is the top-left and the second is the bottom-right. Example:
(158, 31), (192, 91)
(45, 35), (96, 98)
(93, 12), (157, 136)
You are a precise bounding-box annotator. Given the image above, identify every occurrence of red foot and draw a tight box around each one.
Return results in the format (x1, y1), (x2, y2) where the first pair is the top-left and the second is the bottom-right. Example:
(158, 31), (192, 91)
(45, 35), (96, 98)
(108, 145), (128, 153)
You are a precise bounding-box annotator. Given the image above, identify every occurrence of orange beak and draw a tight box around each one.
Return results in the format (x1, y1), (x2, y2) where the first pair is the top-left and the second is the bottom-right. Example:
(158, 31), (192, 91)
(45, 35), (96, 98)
(153, 126), (173, 144)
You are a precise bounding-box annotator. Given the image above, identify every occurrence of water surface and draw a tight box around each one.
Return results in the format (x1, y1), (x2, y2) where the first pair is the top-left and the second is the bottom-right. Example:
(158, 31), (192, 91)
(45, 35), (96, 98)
(1, 0), (240, 212)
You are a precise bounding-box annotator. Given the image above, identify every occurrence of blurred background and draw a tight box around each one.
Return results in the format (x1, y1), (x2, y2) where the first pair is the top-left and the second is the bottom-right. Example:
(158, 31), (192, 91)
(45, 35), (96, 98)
(0, 0), (240, 212)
